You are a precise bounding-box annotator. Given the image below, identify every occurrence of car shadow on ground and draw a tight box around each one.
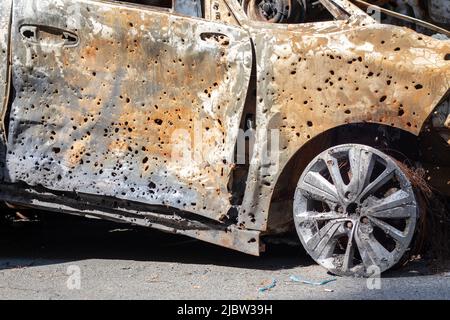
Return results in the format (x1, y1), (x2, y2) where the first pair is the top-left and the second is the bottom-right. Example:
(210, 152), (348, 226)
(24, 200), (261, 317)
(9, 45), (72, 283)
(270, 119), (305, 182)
(1, 211), (447, 278)
(0, 211), (315, 271)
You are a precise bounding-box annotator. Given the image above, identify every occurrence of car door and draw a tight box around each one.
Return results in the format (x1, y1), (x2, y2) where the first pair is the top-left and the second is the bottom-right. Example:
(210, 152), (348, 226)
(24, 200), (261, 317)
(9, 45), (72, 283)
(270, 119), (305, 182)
(0, 0), (12, 182)
(5, 0), (252, 222)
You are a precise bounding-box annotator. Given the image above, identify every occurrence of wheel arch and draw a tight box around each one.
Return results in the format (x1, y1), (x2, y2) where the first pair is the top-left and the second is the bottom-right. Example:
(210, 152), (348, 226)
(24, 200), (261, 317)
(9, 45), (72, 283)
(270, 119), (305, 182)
(265, 122), (420, 235)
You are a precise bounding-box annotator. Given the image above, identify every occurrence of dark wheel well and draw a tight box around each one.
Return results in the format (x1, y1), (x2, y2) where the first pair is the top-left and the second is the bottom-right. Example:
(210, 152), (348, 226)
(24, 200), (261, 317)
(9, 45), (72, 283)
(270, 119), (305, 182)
(266, 122), (420, 234)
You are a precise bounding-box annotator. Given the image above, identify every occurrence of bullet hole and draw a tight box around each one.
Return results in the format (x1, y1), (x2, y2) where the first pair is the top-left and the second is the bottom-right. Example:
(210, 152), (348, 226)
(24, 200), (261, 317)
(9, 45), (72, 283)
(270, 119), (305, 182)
(379, 95), (387, 103)
(248, 238), (256, 243)
(445, 54), (450, 61)
(394, 47), (400, 51)
(414, 84), (423, 90)
(57, 174), (62, 181)
(367, 71), (374, 77)
(126, 97), (130, 103)
(330, 70), (334, 75)
(387, 80), (391, 85)
(22, 29), (35, 39)
(303, 101), (308, 104)
(142, 156), (148, 164)
(398, 108), (405, 116)
(148, 181), (156, 189)
(129, 22), (133, 27)
(154, 119), (163, 125)
(381, 40), (385, 44)
(344, 109), (351, 114)
(307, 121), (313, 127)
(92, 71), (96, 76)
(52, 147), (61, 154)
(290, 70), (296, 75)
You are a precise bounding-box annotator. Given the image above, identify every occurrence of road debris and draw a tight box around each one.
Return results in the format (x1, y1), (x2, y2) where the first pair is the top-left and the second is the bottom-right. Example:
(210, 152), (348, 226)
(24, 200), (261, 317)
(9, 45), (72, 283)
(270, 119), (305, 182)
(258, 279), (277, 292)
(289, 275), (337, 286)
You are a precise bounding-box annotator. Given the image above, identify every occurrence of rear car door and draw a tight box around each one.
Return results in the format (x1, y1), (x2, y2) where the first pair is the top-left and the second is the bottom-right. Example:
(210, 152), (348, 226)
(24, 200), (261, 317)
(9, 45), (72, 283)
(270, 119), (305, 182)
(5, 0), (252, 221)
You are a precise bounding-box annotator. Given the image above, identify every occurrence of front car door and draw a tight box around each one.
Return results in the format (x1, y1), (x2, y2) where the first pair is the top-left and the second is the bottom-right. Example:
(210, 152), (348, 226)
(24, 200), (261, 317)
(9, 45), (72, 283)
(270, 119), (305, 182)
(5, 0), (252, 222)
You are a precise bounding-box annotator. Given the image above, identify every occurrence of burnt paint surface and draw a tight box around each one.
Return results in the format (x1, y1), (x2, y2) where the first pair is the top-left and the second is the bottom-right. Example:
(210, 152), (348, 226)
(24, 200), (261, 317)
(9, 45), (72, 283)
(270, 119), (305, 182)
(226, 0), (450, 231)
(6, 0), (251, 223)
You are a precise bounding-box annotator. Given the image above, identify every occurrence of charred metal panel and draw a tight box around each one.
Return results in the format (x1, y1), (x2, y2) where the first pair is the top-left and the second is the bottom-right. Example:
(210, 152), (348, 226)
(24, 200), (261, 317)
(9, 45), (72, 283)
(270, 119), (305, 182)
(6, 0), (252, 222)
(227, 0), (450, 231)
(0, 0), (12, 181)
(0, 183), (261, 255)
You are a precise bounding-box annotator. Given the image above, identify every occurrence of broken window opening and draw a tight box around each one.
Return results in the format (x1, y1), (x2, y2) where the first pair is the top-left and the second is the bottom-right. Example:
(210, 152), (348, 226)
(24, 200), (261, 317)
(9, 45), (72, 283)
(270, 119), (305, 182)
(112, 0), (204, 18)
(242, 0), (341, 24)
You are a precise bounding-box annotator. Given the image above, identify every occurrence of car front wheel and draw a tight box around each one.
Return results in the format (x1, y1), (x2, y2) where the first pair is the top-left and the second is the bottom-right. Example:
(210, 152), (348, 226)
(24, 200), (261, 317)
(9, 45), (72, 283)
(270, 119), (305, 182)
(293, 144), (418, 277)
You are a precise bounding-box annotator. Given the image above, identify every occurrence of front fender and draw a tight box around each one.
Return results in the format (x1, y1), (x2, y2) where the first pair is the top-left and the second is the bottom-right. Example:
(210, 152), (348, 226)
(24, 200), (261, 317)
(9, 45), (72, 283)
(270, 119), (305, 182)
(239, 21), (450, 231)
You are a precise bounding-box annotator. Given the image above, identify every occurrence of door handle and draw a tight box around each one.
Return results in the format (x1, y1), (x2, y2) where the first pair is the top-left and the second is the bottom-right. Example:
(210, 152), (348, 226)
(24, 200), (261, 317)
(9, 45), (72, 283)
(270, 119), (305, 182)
(20, 25), (79, 47)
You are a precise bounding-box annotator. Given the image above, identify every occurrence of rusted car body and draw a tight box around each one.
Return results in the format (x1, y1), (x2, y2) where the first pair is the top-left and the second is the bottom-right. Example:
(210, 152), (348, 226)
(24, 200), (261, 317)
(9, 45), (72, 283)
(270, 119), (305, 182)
(0, 0), (449, 276)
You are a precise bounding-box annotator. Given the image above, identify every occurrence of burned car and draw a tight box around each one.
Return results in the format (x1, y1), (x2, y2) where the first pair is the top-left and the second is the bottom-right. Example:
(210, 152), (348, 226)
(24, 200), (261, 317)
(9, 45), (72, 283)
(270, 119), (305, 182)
(0, 0), (449, 277)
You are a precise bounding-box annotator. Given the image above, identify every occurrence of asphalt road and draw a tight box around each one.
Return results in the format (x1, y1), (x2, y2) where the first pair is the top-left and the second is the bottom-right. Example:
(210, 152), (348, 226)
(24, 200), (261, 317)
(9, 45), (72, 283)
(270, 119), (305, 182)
(0, 212), (449, 300)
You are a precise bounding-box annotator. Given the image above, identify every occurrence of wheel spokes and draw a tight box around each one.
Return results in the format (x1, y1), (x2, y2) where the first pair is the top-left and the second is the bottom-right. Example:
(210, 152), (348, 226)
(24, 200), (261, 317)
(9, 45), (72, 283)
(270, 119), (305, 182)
(300, 171), (340, 203)
(295, 211), (342, 222)
(306, 220), (342, 260)
(355, 231), (393, 268)
(347, 147), (375, 198)
(323, 154), (346, 201)
(365, 189), (414, 218)
(368, 216), (408, 246)
(342, 225), (356, 271)
(367, 205), (415, 219)
(358, 165), (396, 201)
